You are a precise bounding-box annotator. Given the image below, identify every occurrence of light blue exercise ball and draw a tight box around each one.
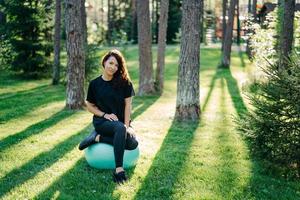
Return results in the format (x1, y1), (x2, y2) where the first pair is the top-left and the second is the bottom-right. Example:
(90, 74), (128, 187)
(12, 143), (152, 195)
(84, 143), (139, 169)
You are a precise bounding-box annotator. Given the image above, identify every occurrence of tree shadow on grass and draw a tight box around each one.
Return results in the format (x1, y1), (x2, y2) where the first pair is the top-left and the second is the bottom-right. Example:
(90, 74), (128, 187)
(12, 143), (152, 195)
(34, 157), (128, 199)
(133, 120), (199, 200)
(238, 46), (246, 68)
(0, 84), (49, 99)
(212, 77), (244, 198)
(22, 95), (159, 199)
(219, 68), (248, 117)
(219, 69), (300, 199)
(0, 108), (75, 152)
(0, 85), (65, 123)
(0, 124), (94, 198)
(202, 66), (247, 118)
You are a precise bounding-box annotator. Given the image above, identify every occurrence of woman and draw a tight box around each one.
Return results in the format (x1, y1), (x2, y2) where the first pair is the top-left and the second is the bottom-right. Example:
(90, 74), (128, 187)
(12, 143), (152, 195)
(78, 49), (138, 184)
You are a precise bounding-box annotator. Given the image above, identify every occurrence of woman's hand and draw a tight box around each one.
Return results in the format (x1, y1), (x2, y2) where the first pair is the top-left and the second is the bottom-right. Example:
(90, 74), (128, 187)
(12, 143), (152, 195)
(104, 113), (119, 121)
(126, 126), (135, 135)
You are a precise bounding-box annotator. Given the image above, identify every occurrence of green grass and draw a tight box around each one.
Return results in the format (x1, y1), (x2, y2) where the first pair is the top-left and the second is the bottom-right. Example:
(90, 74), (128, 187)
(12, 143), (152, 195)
(0, 45), (299, 199)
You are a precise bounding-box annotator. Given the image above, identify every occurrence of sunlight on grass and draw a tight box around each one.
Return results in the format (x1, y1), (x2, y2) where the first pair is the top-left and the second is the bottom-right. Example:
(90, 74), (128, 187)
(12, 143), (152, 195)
(0, 111), (90, 177)
(0, 101), (65, 140)
(169, 75), (252, 199)
(114, 96), (176, 200)
(1, 46), (299, 199)
(2, 145), (83, 199)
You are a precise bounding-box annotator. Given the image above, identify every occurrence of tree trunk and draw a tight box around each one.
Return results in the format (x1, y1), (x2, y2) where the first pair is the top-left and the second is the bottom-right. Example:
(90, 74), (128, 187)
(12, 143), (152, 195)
(237, 0), (240, 45)
(107, 0), (112, 44)
(81, 0), (87, 48)
(155, 0), (169, 93)
(131, 0), (137, 43)
(219, 0), (236, 68)
(175, 0), (201, 121)
(52, 0), (61, 85)
(65, 0), (85, 109)
(252, 0), (257, 22)
(0, 11), (5, 24)
(200, 0), (204, 43)
(246, 0), (252, 58)
(155, 0), (159, 44)
(280, 0), (295, 63)
(137, 0), (154, 95)
(221, 0), (228, 50)
(248, 0), (251, 13)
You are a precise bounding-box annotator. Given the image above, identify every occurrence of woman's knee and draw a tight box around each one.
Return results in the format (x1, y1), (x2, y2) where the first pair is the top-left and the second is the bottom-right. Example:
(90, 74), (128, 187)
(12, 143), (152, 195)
(113, 122), (126, 136)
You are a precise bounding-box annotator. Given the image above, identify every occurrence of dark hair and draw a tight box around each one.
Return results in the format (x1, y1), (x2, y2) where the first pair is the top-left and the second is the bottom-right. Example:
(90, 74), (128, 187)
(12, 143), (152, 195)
(101, 49), (131, 88)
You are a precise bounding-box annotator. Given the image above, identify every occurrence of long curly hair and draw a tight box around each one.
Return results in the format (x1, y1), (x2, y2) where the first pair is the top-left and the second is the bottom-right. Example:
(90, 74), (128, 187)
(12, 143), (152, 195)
(101, 49), (131, 88)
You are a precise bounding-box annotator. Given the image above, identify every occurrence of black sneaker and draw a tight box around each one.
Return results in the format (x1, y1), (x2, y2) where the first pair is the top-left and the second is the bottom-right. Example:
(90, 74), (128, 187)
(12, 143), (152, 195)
(78, 130), (98, 150)
(112, 171), (128, 184)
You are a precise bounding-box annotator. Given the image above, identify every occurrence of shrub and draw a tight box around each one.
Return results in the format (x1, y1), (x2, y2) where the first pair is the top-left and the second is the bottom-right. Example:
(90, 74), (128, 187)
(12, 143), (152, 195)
(237, 56), (300, 179)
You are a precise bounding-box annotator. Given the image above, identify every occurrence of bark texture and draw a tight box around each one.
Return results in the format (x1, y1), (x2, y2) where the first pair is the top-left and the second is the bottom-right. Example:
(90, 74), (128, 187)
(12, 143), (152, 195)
(280, 0), (295, 62)
(220, 0), (236, 68)
(65, 0), (85, 109)
(175, 0), (202, 121)
(155, 0), (169, 93)
(137, 0), (154, 95)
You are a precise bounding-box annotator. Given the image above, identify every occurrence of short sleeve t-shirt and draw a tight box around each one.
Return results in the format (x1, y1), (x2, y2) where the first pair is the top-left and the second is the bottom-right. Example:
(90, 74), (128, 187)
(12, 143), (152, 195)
(86, 75), (135, 125)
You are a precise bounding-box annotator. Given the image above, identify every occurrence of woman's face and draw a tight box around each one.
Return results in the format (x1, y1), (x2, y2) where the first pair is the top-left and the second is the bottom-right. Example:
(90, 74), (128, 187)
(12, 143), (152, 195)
(104, 56), (119, 76)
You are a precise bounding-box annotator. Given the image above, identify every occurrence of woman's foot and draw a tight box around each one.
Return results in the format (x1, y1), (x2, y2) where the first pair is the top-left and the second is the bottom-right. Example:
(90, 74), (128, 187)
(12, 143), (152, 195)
(112, 168), (127, 184)
(78, 130), (99, 150)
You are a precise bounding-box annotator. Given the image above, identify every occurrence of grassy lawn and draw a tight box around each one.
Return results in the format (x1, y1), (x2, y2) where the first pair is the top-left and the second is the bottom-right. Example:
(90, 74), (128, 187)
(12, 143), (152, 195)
(0, 45), (299, 200)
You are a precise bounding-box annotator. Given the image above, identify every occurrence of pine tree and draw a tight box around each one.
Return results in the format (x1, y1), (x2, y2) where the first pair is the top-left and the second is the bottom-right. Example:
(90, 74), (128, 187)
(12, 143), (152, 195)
(0, 0), (53, 77)
(237, 57), (300, 178)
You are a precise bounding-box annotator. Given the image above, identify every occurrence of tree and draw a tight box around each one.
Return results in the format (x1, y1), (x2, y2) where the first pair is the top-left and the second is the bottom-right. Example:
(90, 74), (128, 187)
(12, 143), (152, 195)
(167, 0), (181, 43)
(52, 0), (61, 85)
(65, 0), (85, 109)
(200, 0), (204, 43)
(279, 0), (295, 64)
(155, 0), (169, 93)
(246, 0), (252, 58)
(0, 0), (53, 76)
(81, 0), (87, 48)
(107, 0), (113, 43)
(175, 0), (201, 121)
(236, 0), (241, 45)
(221, 0), (228, 50)
(0, 6), (5, 24)
(252, 0), (257, 22)
(137, 0), (154, 95)
(219, 0), (237, 68)
(130, 0), (137, 43)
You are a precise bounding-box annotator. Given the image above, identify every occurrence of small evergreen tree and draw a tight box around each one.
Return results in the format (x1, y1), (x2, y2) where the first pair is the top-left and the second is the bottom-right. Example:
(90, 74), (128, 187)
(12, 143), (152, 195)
(237, 56), (300, 178)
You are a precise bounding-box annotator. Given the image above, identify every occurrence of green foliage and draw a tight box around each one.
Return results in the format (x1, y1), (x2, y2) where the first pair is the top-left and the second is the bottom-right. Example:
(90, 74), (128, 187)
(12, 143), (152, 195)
(167, 0), (181, 44)
(0, 0), (53, 77)
(237, 57), (300, 179)
(85, 44), (100, 82)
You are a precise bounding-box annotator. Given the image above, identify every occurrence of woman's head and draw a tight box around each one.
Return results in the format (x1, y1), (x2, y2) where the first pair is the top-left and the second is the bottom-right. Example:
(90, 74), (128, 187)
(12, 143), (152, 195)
(101, 49), (131, 87)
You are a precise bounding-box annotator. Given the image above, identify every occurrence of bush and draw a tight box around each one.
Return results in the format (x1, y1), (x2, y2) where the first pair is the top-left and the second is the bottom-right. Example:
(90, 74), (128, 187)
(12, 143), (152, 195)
(237, 56), (300, 179)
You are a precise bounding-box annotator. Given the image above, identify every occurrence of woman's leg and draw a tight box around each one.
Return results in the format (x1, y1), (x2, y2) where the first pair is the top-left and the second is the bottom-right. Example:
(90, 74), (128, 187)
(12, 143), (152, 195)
(95, 121), (127, 168)
(99, 132), (138, 150)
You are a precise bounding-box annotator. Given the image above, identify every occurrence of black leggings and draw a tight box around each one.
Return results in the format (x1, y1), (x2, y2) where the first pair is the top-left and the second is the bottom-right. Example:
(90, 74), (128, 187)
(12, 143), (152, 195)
(94, 120), (138, 168)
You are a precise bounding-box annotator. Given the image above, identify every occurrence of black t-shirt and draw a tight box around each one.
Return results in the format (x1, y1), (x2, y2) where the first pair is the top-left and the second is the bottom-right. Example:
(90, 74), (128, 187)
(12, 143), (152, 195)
(86, 75), (135, 125)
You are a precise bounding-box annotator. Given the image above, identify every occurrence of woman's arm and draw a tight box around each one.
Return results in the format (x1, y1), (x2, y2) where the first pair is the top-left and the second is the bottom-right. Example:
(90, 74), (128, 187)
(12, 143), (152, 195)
(85, 101), (118, 121)
(124, 97), (132, 127)
(85, 101), (105, 117)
